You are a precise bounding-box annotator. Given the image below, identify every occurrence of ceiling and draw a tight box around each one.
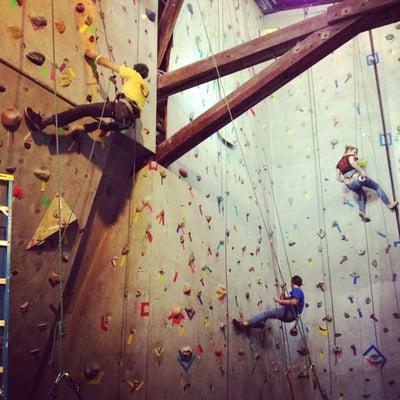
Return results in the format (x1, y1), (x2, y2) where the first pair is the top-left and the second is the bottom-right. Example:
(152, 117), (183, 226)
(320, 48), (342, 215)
(253, 0), (342, 14)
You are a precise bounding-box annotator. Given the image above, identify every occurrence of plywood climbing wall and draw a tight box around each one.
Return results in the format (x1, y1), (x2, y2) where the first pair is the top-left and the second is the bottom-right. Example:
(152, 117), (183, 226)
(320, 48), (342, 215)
(0, 0), (157, 152)
(34, 162), (281, 400)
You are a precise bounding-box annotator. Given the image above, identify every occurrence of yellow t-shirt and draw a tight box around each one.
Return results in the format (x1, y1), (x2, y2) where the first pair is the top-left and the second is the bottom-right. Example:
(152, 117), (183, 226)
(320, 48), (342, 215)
(119, 65), (149, 111)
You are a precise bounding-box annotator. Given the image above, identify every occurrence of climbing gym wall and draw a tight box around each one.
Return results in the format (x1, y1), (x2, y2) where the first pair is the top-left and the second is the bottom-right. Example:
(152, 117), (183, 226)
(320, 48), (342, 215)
(264, 8), (400, 400)
(0, 0), (157, 399)
(0, 0), (157, 151)
(166, 2), (400, 400)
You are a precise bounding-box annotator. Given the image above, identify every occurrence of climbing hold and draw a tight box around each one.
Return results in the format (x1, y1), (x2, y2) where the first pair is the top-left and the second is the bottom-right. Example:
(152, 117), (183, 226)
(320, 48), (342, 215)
(187, 3), (194, 16)
(214, 347), (223, 357)
(344, 312), (350, 319)
(145, 8), (156, 22)
(339, 255), (348, 265)
(178, 167), (188, 178)
(26, 194), (77, 249)
(0, 85), (5, 93)
(297, 346), (309, 356)
(289, 326), (298, 336)
(330, 138), (338, 149)
(315, 282), (325, 292)
(183, 283), (191, 295)
(20, 301), (30, 313)
(317, 229), (326, 239)
(37, 321), (48, 331)
(33, 169), (50, 181)
(48, 272), (61, 287)
(1, 107), (22, 132)
(84, 362), (101, 380)
(333, 345), (342, 355)
(76, 2), (85, 12)
(85, 16), (94, 25)
(13, 185), (24, 199)
(55, 20), (66, 34)
(26, 51), (46, 66)
(28, 15), (48, 30)
(6, 26), (23, 39)
(216, 284), (226, 300)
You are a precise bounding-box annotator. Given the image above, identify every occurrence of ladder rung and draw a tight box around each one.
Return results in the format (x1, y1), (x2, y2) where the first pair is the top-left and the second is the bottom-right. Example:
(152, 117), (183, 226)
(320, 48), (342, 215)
(0, 320), (4, 327)
(0, 278), (6, 285)
(0, 240), (8, 247)
(0, 173), (14, 182)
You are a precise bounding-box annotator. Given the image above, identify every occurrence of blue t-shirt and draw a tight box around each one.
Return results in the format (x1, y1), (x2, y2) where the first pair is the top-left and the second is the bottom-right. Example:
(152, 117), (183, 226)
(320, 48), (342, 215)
(286, 287), (304, 315)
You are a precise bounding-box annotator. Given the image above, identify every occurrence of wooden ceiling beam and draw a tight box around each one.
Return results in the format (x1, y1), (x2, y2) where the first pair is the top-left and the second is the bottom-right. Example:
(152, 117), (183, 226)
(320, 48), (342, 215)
(158, 0), (184, 69)
(156, 18), (362, 165)
(157, 0), (400, 100)
(157, 13), (328, 99)
(155, 0), (400, 166)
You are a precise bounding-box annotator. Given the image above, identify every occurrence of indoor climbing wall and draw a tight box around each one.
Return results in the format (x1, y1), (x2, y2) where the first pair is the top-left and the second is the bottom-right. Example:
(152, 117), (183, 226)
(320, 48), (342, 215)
(167, 2), (400, 400)
(0, 60), (108, 399)
(32, 163), (280, 400)
(0, 0), (157, 152)
(1, 0), (157, 399)
(263, 8), (400, 400)
(168, 0), (299, 399)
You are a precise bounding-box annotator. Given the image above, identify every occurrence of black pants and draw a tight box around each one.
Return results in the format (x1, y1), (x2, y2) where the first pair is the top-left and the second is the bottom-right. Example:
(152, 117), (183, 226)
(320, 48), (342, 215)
(42, 101), (138, 133)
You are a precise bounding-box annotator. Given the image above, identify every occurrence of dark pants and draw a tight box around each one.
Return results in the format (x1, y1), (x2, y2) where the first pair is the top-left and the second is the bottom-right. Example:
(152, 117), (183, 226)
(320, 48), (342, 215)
(42, 100), (139, 133)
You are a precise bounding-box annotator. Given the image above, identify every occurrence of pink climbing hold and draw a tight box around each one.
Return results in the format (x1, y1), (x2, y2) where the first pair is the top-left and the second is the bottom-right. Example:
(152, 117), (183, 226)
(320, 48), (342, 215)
(178, 167), (188, 178)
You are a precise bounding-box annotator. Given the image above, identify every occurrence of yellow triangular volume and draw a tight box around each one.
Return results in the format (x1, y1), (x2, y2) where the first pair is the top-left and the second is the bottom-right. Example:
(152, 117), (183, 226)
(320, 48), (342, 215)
(27, 194), (77, 249)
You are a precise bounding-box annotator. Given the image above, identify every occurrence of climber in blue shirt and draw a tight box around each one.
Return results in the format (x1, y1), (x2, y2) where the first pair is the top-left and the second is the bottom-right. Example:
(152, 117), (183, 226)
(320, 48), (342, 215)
(233, 275), (304, 331)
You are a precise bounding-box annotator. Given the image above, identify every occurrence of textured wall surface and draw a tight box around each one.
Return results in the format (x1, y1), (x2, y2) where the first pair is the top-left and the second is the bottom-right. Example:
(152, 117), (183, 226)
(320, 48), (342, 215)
(2, 0), (400, 399)
(0, 0), (157, 152)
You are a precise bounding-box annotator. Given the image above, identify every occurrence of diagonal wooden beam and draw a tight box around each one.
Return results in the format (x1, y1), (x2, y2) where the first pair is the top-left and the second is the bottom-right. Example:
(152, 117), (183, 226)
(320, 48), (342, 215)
(158, 0), (185, 69)
(327, 0), (398, 22)
(156, 18), (362, 165)
(157, 0), (400, 100)
(157, 13), (329, 99)
(156, 0), (400, 166)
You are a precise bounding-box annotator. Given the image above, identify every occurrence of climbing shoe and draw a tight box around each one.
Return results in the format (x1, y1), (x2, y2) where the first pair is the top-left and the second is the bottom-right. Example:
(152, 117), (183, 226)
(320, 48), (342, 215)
(232, 318), (250, 333)
(24, 107), (43, 132)
(359, 212), (371, 223)
(388, 201), (399, 210)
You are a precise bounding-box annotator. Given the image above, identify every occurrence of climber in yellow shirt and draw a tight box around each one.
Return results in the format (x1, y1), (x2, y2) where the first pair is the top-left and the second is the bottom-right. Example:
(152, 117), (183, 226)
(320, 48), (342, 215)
(24, 49), (149, 135)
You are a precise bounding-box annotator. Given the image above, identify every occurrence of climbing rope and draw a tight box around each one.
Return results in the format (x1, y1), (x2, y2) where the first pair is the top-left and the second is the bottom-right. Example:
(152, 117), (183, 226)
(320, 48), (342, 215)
(306, 64), (336, 398)
(195, 1), (329, 398)
(225, 0), (293, 389)
(45, 0), (118, 383)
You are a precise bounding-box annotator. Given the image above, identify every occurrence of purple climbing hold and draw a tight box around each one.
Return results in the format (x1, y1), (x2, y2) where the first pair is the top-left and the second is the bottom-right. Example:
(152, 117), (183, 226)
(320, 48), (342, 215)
(26, 51), (45, 66)
(145, 8), (156, 22)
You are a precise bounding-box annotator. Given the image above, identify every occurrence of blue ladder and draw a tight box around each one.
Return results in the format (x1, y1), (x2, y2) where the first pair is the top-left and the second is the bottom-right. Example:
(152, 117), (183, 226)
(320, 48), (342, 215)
(0, 173), (13, 400)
